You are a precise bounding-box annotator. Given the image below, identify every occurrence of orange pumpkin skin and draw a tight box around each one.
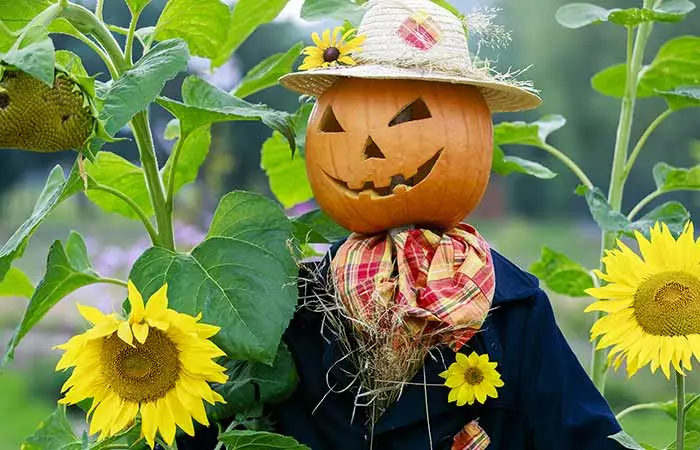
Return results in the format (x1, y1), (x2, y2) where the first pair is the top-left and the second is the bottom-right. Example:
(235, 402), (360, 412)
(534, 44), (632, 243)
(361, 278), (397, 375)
(305, 78), (493, 234)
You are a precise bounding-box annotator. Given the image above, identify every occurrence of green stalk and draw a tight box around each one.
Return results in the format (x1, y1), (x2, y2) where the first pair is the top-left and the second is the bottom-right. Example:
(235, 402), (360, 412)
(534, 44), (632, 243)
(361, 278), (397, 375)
(99, 277), (129, 288)
(165, 133), (187, 214)
(615, 402), (666, 421)
(124, 10), (141, 66)
(95, 0), (105, 22)
(131, 111), (175, 250)
(677, 373), (686, 450)
(90, 183), (158, 244)
(539, 143), (593, 188)
(622, 109), (674, 183)
(590, 12), (655, 392)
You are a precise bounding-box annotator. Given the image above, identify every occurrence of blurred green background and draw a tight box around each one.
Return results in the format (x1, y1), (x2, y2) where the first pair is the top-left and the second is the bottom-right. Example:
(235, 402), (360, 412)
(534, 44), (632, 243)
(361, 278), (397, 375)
(0, 0), (698, 448)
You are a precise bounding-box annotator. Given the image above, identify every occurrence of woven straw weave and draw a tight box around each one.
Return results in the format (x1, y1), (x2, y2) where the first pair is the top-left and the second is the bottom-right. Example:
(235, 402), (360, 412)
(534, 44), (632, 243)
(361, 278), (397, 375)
(280, 0), (542, 113)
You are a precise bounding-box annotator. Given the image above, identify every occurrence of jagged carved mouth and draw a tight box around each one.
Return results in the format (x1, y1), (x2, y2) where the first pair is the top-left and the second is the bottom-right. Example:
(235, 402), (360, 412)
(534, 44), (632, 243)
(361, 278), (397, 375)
(325, 149), (443, 198)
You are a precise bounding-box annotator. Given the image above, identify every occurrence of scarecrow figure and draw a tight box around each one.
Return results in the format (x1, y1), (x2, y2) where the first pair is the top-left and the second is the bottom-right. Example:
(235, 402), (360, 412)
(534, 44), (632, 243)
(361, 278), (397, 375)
(273, 0), (625, 449)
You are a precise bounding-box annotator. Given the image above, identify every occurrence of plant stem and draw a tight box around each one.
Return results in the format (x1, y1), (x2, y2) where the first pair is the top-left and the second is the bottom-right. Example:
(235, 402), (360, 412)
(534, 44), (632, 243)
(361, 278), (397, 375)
(627, 188), (696, 220)
(539, 143), (593, 188)
(677, 373), (686, 450)
(685, 393), (700, 413)
(591, 14), (655, 392)
(615, 402), (666, 421)
(213, 420), (241, 450)
(623, 109), (674, 182)
(89, 183), (158, 244)
(99, 277), (129, 288)
(69, 31), (119, 78)
(124, 10), (140, 66)
(130, 111), (174, 250)
(95, 0), (104, 22)
(62, 3), (128, 74)
(165, 133), (187, 214)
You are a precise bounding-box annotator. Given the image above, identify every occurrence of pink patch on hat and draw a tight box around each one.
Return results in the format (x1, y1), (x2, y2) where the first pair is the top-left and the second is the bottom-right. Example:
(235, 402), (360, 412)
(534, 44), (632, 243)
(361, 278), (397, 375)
(398, 11), (442, 50)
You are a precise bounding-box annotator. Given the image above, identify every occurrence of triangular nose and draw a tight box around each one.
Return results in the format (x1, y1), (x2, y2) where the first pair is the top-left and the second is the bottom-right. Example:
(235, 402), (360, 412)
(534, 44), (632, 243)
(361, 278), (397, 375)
(363, 136), (386, 159)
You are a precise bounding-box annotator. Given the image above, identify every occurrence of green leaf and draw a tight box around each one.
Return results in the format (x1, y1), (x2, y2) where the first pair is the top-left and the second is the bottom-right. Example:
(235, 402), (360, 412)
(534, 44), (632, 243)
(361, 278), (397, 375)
(129, 192), (296, 364)
(208, 344), (298, 421)
(213, 0), (288, 68)
(162, 125), (212, 194)
(125, 0), (152, 15)
(300, 0), (366, 23)
(593, 36), (700, 98)
(607, 431), (646, 450)
(0, 164), (83, 284)
(55, 49), (88, 78)
(492, 147), (557, 179)
(0, 267), (33, 298)
(85, 152), (152, 219)
(164, 118), (180, 140)
(555, 3), (610, 29)
(529, 247), (593, 297)
(0, 24), (55, 85)
(261, 104), (314, 207)
(292, 209), (350, 244)
(0, 0), (54, 31)
(261, 133), (312, 208)
(232, 42), (303, 99)
(158, 76), (295, 150)
(218, 430), (310, 450)
(101, 39), (189, 135)
(608, 4), (694, 26)
(653, 162), (700, 191)
(494, 114), (567, 147)
(658, 86), (700, 110)
(576, 185), (631, 233)
(21, 405), (81, 450)
(3, 231), (103, 364)
(630, 201), (690, 238)
(154, 0), (230, 60)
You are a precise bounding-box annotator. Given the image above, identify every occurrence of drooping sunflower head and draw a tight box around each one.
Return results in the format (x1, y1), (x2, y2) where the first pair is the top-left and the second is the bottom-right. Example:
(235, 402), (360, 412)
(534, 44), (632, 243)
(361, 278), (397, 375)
(55, 282), (228, 448)
(439, 351), (503, 406)
(586, 222), (700, 379)
(298, 26), (367, 71)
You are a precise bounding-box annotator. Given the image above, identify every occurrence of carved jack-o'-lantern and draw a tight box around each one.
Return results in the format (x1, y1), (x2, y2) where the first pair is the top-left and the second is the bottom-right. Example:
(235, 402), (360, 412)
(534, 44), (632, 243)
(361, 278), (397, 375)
(305, 78), (493, 234)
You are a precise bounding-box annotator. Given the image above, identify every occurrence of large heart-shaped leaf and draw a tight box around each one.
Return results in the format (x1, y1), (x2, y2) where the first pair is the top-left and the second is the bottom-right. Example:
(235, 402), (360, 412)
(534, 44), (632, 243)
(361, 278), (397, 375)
(232, 42), (304, 99)
(21, 405), (81, 450)
(213, 0), (289, 68)
(0, 164), (83, 283)
(3, 232), (105, 365)
(130, 192), (296, 364)
(100, 39), (189, 135)
(529, 247), (593, 297)
(158, 76), (295, 150)
(154, 0), (230, 60)
(218, 430), (310, 450)
(292, 209), (350, 244)
(208, 344), (298, 421)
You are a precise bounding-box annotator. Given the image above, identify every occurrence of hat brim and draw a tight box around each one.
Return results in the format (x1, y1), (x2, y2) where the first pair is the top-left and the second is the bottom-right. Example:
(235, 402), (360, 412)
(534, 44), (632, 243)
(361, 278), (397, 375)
(279, 64), (542, 113)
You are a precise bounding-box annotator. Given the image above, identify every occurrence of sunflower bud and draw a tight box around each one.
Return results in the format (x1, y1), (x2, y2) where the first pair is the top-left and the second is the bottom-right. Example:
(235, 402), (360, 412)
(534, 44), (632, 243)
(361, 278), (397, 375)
(0, 67), (95, 153)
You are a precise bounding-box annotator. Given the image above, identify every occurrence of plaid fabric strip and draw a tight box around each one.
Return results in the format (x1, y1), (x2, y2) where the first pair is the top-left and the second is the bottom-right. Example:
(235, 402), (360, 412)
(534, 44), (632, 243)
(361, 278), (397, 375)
(331, 223), (495, 349)
(451, 421), (491, 450)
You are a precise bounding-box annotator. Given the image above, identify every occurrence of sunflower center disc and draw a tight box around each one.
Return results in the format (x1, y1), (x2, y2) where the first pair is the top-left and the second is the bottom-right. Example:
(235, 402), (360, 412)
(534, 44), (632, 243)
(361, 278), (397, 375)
(101, 329), (180, 402)
(464, 367), (484, 385)
(633, 271), (700, 336)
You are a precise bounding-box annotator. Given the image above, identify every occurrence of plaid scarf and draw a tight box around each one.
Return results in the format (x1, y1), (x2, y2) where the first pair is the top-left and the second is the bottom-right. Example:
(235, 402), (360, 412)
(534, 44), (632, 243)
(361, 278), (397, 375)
(331, 223), (495, 350)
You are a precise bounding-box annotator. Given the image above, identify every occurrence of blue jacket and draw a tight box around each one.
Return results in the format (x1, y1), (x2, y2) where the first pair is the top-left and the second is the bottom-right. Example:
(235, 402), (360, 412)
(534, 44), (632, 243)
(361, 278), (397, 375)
(270, 248), (624, 450)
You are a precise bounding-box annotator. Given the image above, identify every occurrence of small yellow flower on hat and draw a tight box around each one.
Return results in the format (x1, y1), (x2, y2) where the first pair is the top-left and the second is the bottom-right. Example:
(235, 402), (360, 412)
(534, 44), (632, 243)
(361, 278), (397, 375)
(299, 26), (367, 71)
(54, 281), (228, 448)
(440, 351), (504, 406)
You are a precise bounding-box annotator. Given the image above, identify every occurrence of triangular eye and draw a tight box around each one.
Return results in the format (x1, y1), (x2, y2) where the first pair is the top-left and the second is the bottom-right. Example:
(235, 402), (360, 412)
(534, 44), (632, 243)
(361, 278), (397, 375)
(320, 106), (345, 133)
(389, 98), (431, 127)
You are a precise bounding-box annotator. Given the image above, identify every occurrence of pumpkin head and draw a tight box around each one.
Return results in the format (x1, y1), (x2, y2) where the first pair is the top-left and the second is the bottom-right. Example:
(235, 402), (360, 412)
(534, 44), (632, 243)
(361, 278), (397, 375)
(305, 78), (494, 234)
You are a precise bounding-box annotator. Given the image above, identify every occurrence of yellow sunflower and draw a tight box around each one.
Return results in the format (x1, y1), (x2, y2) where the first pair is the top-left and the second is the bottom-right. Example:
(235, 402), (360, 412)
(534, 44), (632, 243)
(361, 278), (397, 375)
(439, 351), (504, 406)
(55, 281), (228, 448)
(586, 222), (700, 379)
(299, 26), (367, 71)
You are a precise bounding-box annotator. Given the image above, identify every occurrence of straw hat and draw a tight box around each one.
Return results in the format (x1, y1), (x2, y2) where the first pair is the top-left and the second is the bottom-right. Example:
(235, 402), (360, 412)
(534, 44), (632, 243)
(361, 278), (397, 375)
(280, 0), (541, 113)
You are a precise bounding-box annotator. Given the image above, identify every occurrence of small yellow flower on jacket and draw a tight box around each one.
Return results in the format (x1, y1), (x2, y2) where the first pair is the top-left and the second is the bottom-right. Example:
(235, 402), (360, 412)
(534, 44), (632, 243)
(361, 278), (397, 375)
(439, 351), (504, 406)
(299, 26), (367, 71)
